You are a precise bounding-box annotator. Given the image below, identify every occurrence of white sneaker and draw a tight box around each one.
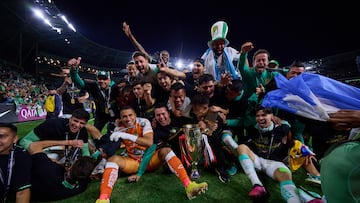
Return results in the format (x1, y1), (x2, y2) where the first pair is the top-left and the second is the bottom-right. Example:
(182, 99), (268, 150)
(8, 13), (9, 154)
(91, 158), (107, 175)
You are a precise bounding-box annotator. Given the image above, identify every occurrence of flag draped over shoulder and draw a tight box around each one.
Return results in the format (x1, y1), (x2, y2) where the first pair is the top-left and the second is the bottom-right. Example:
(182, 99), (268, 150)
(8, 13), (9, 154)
(262, 73), (360, 121)
(202, 47), (241, 81)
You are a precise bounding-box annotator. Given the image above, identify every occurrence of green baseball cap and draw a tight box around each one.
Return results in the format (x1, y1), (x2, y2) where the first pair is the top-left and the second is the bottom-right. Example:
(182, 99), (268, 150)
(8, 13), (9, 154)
(97, 70), (110, 79)
(269, 60), (279, 66)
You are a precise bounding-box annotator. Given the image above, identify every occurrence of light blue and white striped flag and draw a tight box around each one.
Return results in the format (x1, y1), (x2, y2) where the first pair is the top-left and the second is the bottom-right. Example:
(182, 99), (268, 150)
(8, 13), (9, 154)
(262, 72), (360, 121)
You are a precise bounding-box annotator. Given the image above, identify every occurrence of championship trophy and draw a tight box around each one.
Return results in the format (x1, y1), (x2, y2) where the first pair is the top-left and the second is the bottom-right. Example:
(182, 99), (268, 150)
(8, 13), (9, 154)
(183, 124), (202, 180)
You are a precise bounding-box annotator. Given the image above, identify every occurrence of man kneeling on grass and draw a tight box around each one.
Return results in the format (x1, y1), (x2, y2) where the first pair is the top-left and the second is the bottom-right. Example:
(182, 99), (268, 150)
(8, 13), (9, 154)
(95, 106), (208, 203)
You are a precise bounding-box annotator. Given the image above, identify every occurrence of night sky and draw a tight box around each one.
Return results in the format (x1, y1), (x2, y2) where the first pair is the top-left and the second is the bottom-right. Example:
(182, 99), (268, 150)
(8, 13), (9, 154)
(54, 0), (359, 66)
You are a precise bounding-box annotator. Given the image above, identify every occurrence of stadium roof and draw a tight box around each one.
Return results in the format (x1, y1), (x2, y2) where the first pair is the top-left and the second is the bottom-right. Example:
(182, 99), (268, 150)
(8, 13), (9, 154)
(1, 0), (359, 79)
(1, 0), (132, 70)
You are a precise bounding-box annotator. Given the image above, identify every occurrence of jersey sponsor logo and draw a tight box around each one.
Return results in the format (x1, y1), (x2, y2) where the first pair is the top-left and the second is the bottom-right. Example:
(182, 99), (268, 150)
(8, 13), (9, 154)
(0, 110), (11, 118)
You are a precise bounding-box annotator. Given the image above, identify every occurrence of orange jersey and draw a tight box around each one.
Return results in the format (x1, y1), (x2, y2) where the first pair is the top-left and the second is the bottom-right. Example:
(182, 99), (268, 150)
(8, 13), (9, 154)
(120, 117), (153, 162)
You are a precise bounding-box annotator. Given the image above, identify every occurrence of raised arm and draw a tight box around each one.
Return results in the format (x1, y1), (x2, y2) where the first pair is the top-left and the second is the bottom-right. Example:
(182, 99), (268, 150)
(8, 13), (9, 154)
(143, 82), (156, 107)
(56, 76), (71, 95)
(159, 65), (186, 79)
(122, 22), (150, 57)
(68, 57), (86, 89)
(237, 41), (254, 75)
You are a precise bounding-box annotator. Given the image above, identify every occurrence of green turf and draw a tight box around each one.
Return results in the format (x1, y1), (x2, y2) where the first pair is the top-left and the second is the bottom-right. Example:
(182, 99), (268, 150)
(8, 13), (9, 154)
(15, 120), (44, 137)
(16, 120), (323, 203)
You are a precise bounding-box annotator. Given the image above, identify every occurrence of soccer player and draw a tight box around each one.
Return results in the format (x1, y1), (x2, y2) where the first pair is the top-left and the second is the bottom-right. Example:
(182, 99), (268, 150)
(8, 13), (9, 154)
(0, 123), (31, 202)
(95, 106), (208, 202)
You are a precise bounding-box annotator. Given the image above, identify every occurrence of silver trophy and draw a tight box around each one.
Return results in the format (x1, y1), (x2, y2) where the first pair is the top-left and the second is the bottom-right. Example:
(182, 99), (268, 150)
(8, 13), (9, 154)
(183, 124), (202, 179)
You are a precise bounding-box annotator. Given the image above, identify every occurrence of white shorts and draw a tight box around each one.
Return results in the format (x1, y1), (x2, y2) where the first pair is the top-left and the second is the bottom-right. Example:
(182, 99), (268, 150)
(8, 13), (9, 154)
(253, 153), (288, 180)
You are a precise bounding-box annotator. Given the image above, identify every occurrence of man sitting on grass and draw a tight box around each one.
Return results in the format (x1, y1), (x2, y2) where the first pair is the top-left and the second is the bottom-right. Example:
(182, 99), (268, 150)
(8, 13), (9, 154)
(95, 106), (208, 203)
(236, 106), (322, 203)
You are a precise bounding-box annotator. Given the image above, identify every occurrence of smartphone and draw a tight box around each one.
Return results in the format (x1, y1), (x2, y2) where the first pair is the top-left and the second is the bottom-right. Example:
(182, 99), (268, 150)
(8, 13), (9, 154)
(205, 111), (218, 122)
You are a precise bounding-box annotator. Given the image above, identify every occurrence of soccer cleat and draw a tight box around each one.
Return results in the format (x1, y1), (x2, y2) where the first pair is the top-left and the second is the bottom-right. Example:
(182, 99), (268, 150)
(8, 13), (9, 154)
(186, 181), (208, 200)
(305, 174), (321, 186)
(190, 169), (201, 180)
(95, 199), (109, 203)
(248, 184), (267, 198)
(215, 168), (230, 183)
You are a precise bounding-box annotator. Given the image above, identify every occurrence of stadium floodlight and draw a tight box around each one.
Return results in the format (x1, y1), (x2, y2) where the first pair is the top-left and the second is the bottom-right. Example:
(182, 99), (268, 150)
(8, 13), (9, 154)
(43, 18), (52, 27)
(68, 23), (76, 32)
(60, 14), (69, 24)
(33, 8), (45, 19)
(31, 3), (77, 34)
(53, 27), (61, 34)
(305, 66), (313, 70)
(32, 7), (55, 28)
(175, 60), (183, 69)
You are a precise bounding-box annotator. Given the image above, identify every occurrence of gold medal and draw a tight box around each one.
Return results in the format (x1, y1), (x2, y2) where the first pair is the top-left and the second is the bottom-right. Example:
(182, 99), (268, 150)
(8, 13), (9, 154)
(71, 98), (75, 104)
(105, 107), (109, 114)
